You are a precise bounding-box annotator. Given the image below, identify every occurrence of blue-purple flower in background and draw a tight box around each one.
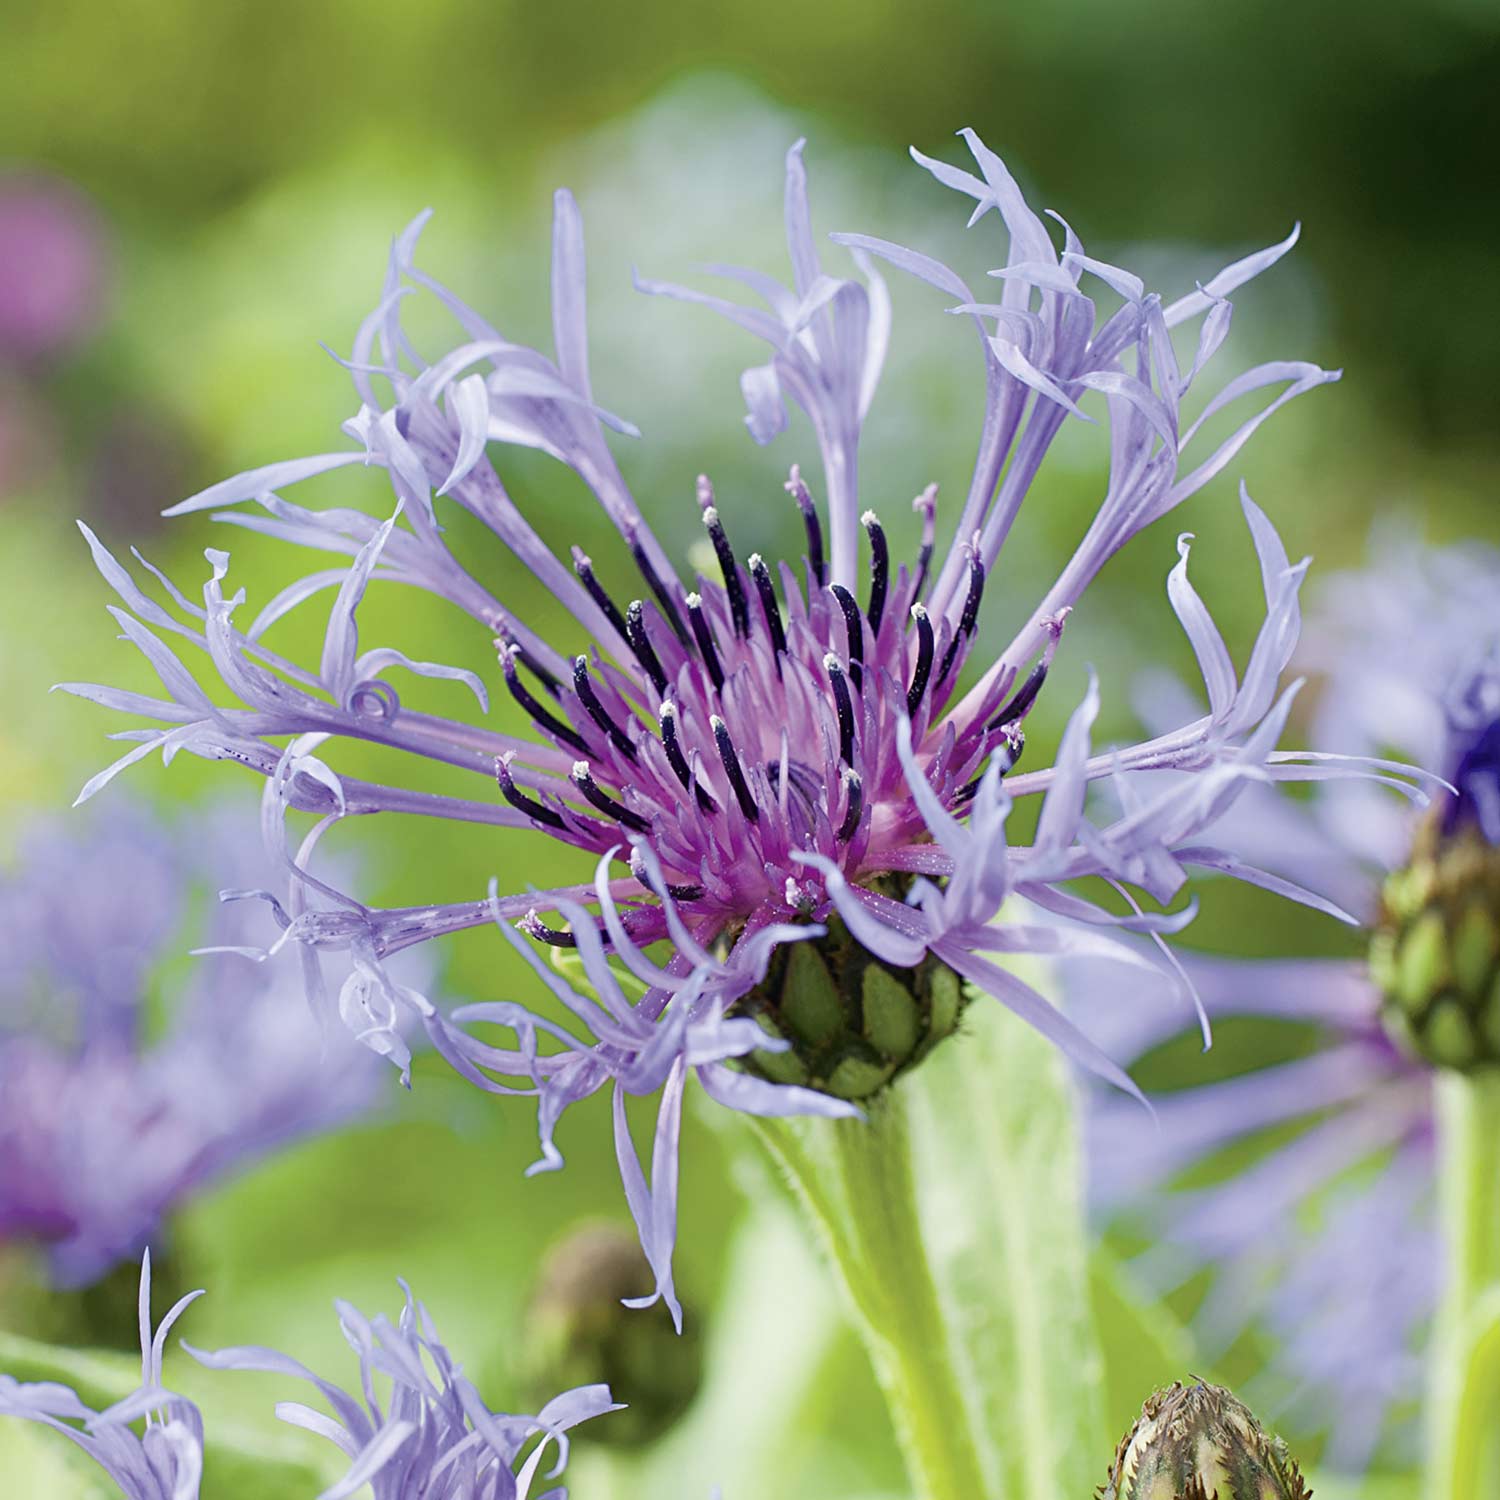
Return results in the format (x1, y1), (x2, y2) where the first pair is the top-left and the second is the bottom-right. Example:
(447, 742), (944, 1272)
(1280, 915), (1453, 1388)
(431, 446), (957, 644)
(1, 1251), (618, 1500)
(0, 1250), (204, 1499)
(1080, 535), (1500, 1468)
(0, 798), (385, 1288)
(61, 130), (1407, 1326)
(187, 1279), (619, 1500)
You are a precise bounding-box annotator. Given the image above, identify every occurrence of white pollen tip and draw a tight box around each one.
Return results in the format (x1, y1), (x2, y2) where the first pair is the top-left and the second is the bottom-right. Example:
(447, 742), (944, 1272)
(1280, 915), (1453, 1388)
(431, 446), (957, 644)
(709, 714), (727, 731)
(684, 591), (703, 608)
(570, 760), (590, 779)
(823, 652), (842, 672)
(702, 505), (720, 527)
(658, 700), (676, 719)
(860, 509), (880, 527)
(911, 602), (929, 620)
(747, 552), (764, 569)
(842, 766), (861, 786)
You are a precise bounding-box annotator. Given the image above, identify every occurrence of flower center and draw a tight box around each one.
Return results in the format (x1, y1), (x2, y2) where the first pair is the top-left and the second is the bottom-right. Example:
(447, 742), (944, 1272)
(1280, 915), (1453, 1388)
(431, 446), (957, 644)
(495, 469), (1047, 935)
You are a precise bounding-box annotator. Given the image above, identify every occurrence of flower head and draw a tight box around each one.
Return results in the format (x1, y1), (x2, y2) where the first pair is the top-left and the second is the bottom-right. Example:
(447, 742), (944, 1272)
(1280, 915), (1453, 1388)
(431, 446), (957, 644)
(0, 1252), (618, 1500)
(0, 798), (386, 1287)
(186, 1280), (619, 1500)
(65, 130), (1388, 1326)
(1079, 536), (1500, 1467)
(0, 1249), (205, 1500)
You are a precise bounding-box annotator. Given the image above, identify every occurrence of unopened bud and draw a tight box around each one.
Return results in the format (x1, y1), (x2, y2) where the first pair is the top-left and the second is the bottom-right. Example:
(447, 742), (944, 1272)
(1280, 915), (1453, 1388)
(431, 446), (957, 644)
(1099, 1379), (1311, 1500)
(1371, 814), (1500, 1071)
(523, 1224), (703, 1448)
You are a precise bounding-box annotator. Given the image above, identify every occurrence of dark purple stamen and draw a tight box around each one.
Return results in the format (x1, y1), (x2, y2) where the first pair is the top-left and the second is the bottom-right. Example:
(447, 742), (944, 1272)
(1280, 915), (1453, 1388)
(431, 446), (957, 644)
(703, 507), (750, 638)
(628, 533), (689, 645)
(521, 912), (579, 947)
(829, 584), (865, 691)
(660, 703), (720, 814)
(990, 661), (1047, 730)
(862, 510), (889, 636)
(711, 715), (759, 822)
(497, 629), (565, 698)
(625, 600), (669, 697)
(571, 761), (653, 834)
(502, 649), (589, 754)
(684, 593), (726, 692)
(748, 554), (787, 659)
(837, 767), (864, 842)
(630, 847), (708, 904)
(786, 466), (825, 587)
(496, 756), (567, 830)
(953, 733), (1022, 804)
(825, 654), (856, 767)
(572, 548), (630, 646)
(572, 656), (639, 764)
(937, 552), (986, 684)
(906, 604), (935, 719)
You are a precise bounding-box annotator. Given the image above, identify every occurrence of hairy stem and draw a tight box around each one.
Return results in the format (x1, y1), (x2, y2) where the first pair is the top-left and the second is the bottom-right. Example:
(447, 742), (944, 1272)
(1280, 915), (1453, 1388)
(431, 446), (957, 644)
(751, 1099), (992, 1500)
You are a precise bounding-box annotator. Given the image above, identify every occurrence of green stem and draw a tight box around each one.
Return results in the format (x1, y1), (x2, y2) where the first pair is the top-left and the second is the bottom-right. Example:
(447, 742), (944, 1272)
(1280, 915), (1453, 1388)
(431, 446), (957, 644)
(751, 1098), (994, 1500)
(1429, 1069), (1500, 1500)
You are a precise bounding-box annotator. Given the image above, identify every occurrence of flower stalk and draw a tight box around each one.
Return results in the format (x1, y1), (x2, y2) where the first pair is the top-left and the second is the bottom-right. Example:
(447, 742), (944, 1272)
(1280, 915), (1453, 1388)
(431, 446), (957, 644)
(1430, 1068), (1500, 1500)
(751, 988), (1106, 1500)
(751, 1099), (992, 1500)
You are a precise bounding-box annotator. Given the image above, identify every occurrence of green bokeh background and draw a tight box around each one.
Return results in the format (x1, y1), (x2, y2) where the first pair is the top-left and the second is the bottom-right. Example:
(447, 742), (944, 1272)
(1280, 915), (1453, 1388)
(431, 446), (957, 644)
(2, 1), (1497, 1494)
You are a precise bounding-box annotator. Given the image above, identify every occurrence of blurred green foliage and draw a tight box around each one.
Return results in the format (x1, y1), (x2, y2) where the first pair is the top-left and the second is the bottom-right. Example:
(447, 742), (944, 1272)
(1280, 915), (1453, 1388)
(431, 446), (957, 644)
(1, 0), (1494, 1493)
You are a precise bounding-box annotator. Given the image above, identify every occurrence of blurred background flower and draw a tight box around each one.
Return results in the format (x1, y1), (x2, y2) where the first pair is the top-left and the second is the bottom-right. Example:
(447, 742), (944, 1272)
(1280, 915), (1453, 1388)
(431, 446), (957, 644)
(0, 797), (388, 1339)
(1078, 537), (1500, 1471)
(2, 2), (1497, 1494)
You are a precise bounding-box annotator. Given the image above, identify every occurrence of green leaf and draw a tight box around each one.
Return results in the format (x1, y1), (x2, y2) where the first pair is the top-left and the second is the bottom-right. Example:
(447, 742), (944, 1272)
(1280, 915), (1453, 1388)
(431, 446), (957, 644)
(1088, 1246), (1197, 1441)
(0, 1329), (140, 1410)
(905, 993), (1110, 1500)
(747, 983), (1111, 1500)
(0, 1425), (122, 1500)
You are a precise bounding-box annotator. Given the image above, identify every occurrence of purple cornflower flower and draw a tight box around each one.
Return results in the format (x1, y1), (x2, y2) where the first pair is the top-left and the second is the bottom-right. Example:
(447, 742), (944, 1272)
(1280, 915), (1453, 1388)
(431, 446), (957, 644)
(0, 1249), (205, 1499)
(0, 1252), (618, 1500)
(64, 130), (1388, 1325)
(186, 1280), (619, 1500)
(1079, 535), (1500, 1469)
(0, 798), (385, 1287)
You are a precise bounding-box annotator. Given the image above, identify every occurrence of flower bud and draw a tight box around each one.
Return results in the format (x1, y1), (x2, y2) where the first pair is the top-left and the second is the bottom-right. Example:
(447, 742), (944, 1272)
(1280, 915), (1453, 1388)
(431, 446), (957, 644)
(522, 1223), (703, 1448)
(1099, 1379), (1311, 1500)
(1371, 814), (1500, 1071)
(735, 880), (966, 1102)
